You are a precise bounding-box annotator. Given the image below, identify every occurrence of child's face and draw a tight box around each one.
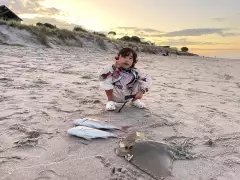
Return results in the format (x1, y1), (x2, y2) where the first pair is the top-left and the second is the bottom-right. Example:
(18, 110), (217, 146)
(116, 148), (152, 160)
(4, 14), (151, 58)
(115, 53), (134, 69)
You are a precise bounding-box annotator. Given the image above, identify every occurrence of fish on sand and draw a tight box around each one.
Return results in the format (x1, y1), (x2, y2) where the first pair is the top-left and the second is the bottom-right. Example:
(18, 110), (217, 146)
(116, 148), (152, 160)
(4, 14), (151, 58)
(73, 118), (131, 132)
(67, 126), (119, 140)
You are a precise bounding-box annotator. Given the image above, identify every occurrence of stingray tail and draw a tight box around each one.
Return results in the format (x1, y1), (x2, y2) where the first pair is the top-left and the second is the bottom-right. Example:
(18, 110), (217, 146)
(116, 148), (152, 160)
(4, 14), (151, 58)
(130, 163), (158, 180)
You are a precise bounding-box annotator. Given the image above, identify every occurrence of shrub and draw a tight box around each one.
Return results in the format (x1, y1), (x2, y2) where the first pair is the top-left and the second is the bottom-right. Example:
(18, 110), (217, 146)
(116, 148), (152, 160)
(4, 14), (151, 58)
(73, 26), (88, 33)
(37, 33), (51, 47)
(43, 23), (56, 29)
(108, 31), (116, 35)
(120, 35), (142, 43)
(95, 37), (107, 50)
(120, 36), (131, 41)
(0, 19), (7, 25)
(93, 31), (106, 37)
(181, 47), (189, 52)
(7, 20), (22, 28)
(131, 36), (141, 42)
(36, 22), (43, 26)
(36, 22), (56, 29)
(56, 29), (77, 40)
(141, 42), (150, 45)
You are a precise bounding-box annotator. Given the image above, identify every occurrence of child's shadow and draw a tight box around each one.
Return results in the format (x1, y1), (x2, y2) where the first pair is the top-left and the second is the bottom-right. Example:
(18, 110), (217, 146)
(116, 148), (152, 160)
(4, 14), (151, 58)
(102, 103), (154, 128)
(115, 103), (147, 113)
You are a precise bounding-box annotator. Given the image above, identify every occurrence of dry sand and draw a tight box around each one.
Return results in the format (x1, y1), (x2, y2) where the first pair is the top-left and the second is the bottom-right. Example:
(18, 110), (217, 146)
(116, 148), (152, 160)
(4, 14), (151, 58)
(0, 45), (240, 180)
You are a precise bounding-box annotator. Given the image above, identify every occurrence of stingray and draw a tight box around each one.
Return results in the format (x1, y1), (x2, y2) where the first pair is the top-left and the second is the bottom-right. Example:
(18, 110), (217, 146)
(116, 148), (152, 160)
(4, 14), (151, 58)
(114, 132), (195, 179)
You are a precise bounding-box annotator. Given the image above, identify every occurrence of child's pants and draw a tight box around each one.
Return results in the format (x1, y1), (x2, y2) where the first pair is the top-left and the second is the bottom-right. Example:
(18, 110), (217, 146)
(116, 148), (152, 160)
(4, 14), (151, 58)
(100, 80), (141, 103)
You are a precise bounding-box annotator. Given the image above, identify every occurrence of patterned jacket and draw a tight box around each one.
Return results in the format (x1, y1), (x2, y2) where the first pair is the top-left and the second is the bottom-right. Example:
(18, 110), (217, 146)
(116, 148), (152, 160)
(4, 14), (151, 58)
(99, 64), (152, 93)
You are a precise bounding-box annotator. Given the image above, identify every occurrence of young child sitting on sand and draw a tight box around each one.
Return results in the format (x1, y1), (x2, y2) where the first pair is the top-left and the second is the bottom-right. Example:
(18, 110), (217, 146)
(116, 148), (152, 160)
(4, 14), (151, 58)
(99, 47), (152, 111)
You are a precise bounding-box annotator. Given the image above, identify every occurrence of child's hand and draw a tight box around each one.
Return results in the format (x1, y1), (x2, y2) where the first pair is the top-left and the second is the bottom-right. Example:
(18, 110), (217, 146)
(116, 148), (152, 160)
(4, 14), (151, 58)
(115, 59), (121, 68)
(134, 91), (144, 100)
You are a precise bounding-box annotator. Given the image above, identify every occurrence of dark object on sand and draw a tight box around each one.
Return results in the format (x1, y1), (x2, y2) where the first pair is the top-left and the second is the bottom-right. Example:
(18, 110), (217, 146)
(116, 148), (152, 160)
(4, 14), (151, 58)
(117, 95), (136, 113)
(115, 142), (173, 178)
(162, 52), (169, 56)
(114, 132), (195, 179)
(127, 141), (173, 179)
(205, 138), (213, 146)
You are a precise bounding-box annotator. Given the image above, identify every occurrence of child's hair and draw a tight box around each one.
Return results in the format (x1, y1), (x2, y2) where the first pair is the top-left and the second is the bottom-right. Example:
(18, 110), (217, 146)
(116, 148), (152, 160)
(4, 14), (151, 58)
(117, 47), (138, 68)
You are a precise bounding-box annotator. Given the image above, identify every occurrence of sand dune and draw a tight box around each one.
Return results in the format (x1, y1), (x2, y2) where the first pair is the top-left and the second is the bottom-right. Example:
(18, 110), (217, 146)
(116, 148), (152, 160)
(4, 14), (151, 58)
(0, 44), (240, 180)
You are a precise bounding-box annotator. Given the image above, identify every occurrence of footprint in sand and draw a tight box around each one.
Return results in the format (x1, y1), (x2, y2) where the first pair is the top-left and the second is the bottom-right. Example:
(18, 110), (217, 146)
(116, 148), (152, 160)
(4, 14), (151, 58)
(0, 156), (24, 165)
(95, 156), (151, 180)
(110, 167), (150, 180)
(0, 77), (14, 87)
(9, 124), (42, 147)
(35, 169), (69, 180)
(79, 98), (102, 104)
(236, 83), (240, 89)
(95, 155), (111, 167)
(33, 79), (49, 85)
(0, 95), (13, 102)
(0, 77), (13, 82)
(224, 74), (234, 80)
(9, 124), (41, 138)
(81, 74), (94, 79)
(72, 81), (88, 85)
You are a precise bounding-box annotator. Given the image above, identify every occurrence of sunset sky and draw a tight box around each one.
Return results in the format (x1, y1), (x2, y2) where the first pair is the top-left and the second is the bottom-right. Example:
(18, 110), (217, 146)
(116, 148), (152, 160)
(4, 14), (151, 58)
(2, 0), (240, 58)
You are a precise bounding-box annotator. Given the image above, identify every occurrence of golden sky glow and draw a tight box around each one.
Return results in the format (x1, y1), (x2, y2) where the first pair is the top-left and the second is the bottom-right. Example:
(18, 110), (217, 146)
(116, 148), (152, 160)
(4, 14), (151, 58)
(4, 0), (240, 58)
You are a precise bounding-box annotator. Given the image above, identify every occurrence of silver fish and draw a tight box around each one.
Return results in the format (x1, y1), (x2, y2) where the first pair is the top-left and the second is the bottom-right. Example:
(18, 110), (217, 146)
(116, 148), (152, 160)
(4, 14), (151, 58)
(67, 126), (118, 140)
(73, 118), (130, 132)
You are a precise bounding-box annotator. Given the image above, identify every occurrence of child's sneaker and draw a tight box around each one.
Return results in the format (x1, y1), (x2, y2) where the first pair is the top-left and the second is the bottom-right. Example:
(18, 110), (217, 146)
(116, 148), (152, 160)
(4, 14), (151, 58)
(106, 101), (116, 111)
(132, 99), (146, 109)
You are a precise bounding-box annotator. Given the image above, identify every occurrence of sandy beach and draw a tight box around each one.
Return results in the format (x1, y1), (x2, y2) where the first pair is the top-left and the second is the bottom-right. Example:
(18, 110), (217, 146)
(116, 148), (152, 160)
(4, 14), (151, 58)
(0, 44), (240, 180)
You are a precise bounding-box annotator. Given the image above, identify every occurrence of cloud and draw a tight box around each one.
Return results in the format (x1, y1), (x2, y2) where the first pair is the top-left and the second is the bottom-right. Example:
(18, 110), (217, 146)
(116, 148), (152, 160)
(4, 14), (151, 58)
(114, 26), (165, 37)
(157, 28), (240, 37)
(158, 38), (226, 46)
(7, 0), (62, 16)
(191, 48), (240, 51)
(140, 28), (163, 33)
(116, 26), (163, 33)
(213, 18), (225, 22)
(163, 28), (228, 37)
(114, 26), (240, 38)
(221, 32), (240, 36)
(116, 27), (139, 31)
